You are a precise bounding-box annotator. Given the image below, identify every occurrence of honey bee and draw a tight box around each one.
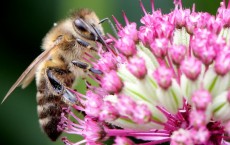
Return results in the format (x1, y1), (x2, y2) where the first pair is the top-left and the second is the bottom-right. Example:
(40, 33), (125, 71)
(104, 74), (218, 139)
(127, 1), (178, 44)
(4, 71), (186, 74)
(2, 9), (104, 141)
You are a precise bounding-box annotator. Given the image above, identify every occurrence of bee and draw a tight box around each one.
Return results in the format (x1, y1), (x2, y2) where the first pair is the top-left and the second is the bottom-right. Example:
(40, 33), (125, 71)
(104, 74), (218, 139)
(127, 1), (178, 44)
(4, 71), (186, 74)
(2, 9), (104, 141)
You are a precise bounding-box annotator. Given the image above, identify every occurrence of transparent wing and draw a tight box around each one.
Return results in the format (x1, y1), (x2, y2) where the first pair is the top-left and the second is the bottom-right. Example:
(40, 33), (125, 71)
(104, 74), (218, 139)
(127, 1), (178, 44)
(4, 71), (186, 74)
(2, 45), (59, 104)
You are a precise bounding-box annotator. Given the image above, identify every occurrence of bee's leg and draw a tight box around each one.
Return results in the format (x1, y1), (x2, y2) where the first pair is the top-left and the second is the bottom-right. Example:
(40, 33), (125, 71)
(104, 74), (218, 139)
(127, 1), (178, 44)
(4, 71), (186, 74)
(76, 38), (97, 51)
(99, 18), (118, 38)
(46, 68), (65, 95)
(45, 68), (77, 105)
(90, 24), (109, 52)
(71, 60), (103, 75)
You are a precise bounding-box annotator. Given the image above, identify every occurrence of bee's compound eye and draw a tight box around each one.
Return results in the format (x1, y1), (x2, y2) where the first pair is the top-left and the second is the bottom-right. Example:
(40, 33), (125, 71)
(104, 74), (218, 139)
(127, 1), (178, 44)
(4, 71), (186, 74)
(74, 19), (88, 32)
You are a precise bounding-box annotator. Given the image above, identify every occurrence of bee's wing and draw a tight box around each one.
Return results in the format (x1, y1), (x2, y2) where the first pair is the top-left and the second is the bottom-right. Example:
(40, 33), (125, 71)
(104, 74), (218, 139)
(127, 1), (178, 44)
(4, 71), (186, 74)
(2, 45), (58, 104)
(20, 67), (36, 89)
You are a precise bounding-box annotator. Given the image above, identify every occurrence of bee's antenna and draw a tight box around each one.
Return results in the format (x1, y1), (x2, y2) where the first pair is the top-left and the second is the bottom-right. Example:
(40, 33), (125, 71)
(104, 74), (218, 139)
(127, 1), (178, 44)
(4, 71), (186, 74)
(90, 24), (109, 51)
(99, 18), (119, 39)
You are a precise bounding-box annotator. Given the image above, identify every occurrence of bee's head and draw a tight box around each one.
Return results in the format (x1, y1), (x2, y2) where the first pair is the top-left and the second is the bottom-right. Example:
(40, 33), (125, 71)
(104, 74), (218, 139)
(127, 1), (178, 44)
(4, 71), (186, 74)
(71, 9), (104, 42)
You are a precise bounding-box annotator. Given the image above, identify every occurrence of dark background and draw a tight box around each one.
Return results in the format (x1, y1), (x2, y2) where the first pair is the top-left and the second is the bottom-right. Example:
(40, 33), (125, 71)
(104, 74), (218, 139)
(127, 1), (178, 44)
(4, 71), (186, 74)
(0, 0), (223, 145)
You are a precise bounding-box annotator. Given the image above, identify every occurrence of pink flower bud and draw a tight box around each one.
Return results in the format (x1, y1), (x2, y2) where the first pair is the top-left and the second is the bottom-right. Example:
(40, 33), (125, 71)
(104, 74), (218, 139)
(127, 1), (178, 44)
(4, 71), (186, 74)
(189, 110), (207, 128)
(180, 57), (202, 80)
(85, 91), (103, 117)
(83, 116), (106, 143)
(132, 103), (151, 124)
(191, 127), (210, 144)
(99, 101), (119, 121)
(116, 95), (136, 117)
(118, 23), (138, 42)
(115, 36), (136, 57)
(192, 89), (212, 110)
(150, 38), (169, 58)
(101, 71), (123, 94)
(153, 66), (173, 89)
(173, 9), (190, 27)
(95, 52), (117, 73)
(214, 51), (230, 76)
(126, 57), (147, 79)
(191, 29), (217, 65)
(138, 26), (155, 46)
(169, 45), (187, 65)
(171, 129), (193, 145)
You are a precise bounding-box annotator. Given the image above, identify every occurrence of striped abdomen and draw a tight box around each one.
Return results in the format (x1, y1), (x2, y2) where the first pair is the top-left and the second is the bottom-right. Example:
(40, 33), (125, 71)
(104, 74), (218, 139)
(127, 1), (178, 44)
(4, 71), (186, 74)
(37, 92), (67, 141)
(36, 67), (75, 141)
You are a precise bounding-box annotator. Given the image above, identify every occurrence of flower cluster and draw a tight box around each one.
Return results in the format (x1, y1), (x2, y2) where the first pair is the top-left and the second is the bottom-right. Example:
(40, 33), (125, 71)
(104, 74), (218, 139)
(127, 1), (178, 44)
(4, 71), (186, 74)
(58, 0), (230, 144)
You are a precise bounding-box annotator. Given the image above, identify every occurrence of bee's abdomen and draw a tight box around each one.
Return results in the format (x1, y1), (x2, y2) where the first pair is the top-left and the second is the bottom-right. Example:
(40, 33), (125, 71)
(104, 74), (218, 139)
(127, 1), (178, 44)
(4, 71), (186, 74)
(35, 61), (75, 141)
(37, 90), (68, 141)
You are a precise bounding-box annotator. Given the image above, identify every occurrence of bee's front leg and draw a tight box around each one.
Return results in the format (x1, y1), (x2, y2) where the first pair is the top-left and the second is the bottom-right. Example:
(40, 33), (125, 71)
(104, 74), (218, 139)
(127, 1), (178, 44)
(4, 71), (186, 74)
(74, 38), (102, 74)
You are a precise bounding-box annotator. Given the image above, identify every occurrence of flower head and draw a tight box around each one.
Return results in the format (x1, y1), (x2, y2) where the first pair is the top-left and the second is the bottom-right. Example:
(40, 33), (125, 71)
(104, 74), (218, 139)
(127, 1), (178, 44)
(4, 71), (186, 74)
(59, 1), (230, 145)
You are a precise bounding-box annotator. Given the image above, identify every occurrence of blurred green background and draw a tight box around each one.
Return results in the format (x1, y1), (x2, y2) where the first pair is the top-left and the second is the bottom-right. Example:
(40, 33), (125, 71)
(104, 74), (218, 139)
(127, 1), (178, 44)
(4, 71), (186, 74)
(0, 0), (223, 145)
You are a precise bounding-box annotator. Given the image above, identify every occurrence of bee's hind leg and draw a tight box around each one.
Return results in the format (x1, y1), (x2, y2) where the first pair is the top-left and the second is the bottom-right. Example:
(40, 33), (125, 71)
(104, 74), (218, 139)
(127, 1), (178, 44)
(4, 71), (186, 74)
(45, 68), (77, 105)
(46, 68), (65, 96)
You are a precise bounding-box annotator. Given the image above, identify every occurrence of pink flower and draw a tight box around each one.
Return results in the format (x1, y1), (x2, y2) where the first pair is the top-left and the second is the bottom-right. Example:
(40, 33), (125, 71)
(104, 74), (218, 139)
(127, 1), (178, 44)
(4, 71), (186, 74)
(150, 38), (169, 58)
(215, 50), (230, 76)
(171, 129), (193, 145)
(100, 70), (123, 94)
(169, 45), (186, 65)
(94, 52), (117, 73)
(59, 1), (230, 145)
(191, 29), (218, 65)
(138, 25), (155, 46)
(84, 91), (103, 117)
(180, 57), (202, 80)
(118, 22), (138, 42)
(153, 66), (173, 89)
(115, 36), (136, 57)
(189, 110), (207, 128)
(192, 90), (212, 110)
(126, 56), (147, 79)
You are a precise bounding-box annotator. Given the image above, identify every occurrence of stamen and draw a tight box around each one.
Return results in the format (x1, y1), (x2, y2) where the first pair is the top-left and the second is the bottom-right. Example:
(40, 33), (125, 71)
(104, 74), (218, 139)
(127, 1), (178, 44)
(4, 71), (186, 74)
(122, 11), (129, 25)
(151, 0), (155, 13)
(112, 15), (123, 30)
(139, 0), (147, 15)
